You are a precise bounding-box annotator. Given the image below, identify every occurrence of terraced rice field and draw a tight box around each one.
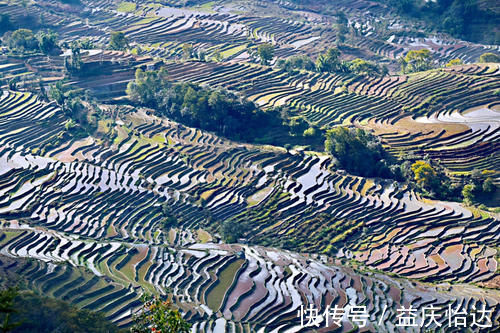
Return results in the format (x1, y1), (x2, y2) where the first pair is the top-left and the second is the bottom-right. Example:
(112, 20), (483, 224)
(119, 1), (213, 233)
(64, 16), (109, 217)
(0, 87), (499, 330)
(0, 0), (499, 331)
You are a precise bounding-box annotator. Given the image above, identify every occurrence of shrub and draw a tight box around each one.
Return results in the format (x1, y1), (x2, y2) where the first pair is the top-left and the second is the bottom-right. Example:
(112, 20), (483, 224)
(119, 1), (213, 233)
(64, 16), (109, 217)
(479, 52), (500, 63)
(257, 43), (274, 65)
(108, 31), (128, 51)
(131, 295), (190, 333)
(399, 49), (433, 73)
(7, 29), (38, 53)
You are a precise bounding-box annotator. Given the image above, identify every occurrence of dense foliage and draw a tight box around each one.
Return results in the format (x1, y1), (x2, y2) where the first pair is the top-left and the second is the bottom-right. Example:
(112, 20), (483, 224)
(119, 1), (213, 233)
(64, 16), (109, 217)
(348, 58), (388, 76)
(64, 42), (83, 74)
(36, 30), (59, 54)
(400, 159), (460, 201)
(126, 68), (291, 142)
(399, 49), (433, 73)
(0, 287), (121, 333)
(383, 0), (500, 44)
(334, 10), (349, 44)
(109, 31), (129, 51)
(278, 48), (387, 77)
(3, 28), (59, 55)
(325, 127), (394, 178)
(276, 55), (316, 74)
(257, 43), (275, 65)
(479, 52), (500, 63)
(6, 29), (37, 52)
(461, 169), (497, 205)
(316, 48), (342, 73)
(160, 203), (179, 231)
(131, 295), (190, 333)
(49, 81), (98, 136)
(220, 218), (250, 243)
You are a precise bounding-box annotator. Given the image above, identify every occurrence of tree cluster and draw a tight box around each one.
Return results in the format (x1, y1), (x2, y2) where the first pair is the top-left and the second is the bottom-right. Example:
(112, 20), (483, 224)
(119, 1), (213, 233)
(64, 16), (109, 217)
(479, 52), (500, 63)
(109, 31), (128, 51)
(461, 169), (497, 205)
(325, 127), (394, 178)
(398, 159), (459, 201)
(160, 203), (178, 231)
(126, 68), (288, 142)
(276, 55), (316, 74)
(257, 43), (275, 65)
(3, 28), (59, 55)
(49, 81), (98, 136)
(131, 295), (190, 333)
(278, 48), (387, 77)
(179, 43), (207, 61)
(334, 10), (349, 45)
(398, 49), (433, 74)
(0, 287), (121, 333)
(385, 0), (499, 44)
(220, 218), (249, 243)
(398, 159), (496, 205)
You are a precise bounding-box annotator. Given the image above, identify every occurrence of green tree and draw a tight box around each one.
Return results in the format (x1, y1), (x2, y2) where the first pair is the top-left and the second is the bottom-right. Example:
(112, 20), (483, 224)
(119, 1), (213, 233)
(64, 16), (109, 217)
(7, 29), (38, 53)
(334, 11), (349, 45)
(131, 295), (190, 333)
(126, 67), (287, 143)
(126, 68), (170, 108)
(49, 81), (68, 109)
(348, 58), (382, 76)
(3, 290), (119, 332)
(478, 52), (500, 63)
(181, 43), (193, 59)
(401, 49), (433, 73)
(36, 30), (58, 55)
(289, 116), (309, 136)
(78, 38), (94, 49)
(390, 0), (415, 14)
(325, 127), (392, 178)
(445, 58), (462, 67)
(462, 184), (476, 205)
(316, 48), (341, 73)
(220, 219), (246, 243)
(0, 287), (21, 333)
(160, 203), (178, 230)
(257, 43), (274, 65)
(482, 177), (495, 193)
(213, 47), (222, 62)
(49, 81), (96, 134)
(411, 161), (439, 190)
(64, 41), (83, 74)
(277, 55), (315, 74)
(303, 126), (317, 137)
(108, 31), (128, 50)
(398, 56), (408, 74)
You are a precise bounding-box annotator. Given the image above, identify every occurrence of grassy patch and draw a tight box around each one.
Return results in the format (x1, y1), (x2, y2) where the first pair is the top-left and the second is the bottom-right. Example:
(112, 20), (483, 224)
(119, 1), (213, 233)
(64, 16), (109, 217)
(206, 259), (244, 311)
(0, 230), (22, 246)
(117, 1), (136, 12)
(151, 133), (165, 144)
(197, 1), (215, 12)
(247, 186), (273, 207)
(134, 17), (157, 25)
(466, 206), (491, 219)
(201, 189), (216, 201)
(220, 44), (247, 58)
(197, 229), (212, 243)
(106, 224), (118, 238)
